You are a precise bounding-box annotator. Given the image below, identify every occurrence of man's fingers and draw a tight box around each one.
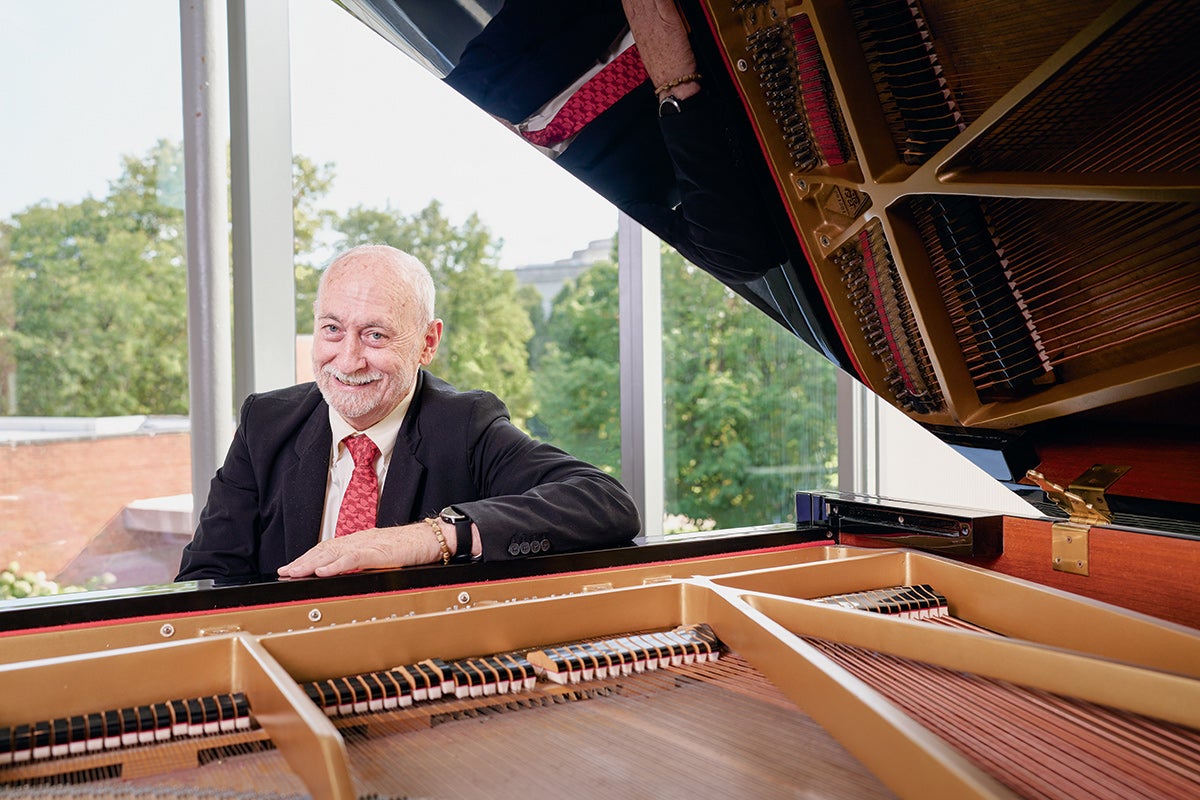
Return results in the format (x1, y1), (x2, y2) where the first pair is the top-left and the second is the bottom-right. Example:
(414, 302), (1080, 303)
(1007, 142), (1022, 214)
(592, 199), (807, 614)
(278, 540), (349, 577)
(279, 529), (396, 577)
(278, 525), (423, 578)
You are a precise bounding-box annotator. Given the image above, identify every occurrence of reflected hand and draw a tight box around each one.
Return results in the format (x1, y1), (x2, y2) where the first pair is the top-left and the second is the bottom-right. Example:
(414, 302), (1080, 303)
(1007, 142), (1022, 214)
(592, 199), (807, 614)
(277, 523), (440, 578)
(622, 0), (700, 98)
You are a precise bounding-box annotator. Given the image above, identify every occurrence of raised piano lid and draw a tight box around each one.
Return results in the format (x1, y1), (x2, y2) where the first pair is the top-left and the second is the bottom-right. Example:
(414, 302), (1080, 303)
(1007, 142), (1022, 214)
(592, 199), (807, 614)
(336, 0), (1200, 532)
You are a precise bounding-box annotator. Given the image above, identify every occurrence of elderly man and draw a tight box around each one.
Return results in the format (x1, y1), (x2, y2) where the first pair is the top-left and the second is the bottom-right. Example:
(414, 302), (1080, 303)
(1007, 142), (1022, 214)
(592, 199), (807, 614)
(177, 245), (640, 581)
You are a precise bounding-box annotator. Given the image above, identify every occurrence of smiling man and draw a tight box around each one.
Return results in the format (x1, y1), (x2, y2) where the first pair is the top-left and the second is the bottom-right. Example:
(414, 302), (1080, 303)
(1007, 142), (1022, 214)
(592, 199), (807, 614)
(177, 245), (640, 582)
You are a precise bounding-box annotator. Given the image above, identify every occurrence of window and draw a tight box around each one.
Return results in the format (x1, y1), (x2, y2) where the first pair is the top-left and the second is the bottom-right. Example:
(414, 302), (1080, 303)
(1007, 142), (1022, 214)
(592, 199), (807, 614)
(1, 1), (190, 595)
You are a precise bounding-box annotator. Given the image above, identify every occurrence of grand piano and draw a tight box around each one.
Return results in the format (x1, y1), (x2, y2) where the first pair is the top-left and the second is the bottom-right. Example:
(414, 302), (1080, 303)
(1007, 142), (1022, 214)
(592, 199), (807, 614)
(2, 0), (1198, 797)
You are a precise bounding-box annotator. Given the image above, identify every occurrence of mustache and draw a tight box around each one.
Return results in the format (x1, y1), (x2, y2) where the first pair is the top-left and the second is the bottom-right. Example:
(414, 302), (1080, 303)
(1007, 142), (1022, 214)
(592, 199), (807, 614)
(322, 365), (384, 386)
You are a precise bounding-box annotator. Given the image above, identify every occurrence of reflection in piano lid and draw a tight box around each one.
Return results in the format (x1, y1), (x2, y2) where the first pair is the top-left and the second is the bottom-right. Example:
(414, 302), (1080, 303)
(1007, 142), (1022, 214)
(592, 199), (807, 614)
(334, 0), (1200, 530)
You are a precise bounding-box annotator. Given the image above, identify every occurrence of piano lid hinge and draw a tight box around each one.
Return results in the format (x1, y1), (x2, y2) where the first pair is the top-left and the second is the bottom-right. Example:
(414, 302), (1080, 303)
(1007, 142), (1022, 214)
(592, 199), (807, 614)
(1026, 465), (1130, 577)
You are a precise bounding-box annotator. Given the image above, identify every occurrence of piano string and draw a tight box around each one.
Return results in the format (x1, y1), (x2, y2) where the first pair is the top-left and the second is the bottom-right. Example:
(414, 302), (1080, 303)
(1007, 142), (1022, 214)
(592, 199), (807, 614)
(0, 618), (900, 798)
(847, 0), (965, 166)
(946, 0), (1199, 176)
(913, 194), (1056, 398)
(743, 8), (853, 171)
(1, 624), (732, 791)
(805, 583), (1200, 800)
(832, 221), (943, 414)
(718, 0), (1199, 421)
(5, 581), (1198, 797)
(808, 639), (1200, 800)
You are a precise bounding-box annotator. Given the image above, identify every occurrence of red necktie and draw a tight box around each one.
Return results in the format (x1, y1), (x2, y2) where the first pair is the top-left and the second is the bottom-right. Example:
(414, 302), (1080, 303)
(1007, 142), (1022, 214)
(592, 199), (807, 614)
(522, 45), (648, 148)
(335, 435), (380, 538)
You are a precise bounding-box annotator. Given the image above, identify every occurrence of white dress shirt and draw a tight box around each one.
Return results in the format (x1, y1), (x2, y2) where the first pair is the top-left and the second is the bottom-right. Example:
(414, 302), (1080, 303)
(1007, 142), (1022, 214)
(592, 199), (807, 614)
(318, 383), (416, 541)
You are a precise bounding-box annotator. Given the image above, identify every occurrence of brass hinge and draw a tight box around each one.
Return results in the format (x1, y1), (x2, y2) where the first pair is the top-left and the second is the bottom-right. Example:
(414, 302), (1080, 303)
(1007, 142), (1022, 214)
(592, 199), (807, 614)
(1026, 465), (1130, 576)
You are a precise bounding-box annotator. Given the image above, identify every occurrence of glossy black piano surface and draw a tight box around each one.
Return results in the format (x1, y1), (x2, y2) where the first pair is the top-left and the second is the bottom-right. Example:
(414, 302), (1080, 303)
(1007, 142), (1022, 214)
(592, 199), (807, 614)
(0, 525), (820, 633)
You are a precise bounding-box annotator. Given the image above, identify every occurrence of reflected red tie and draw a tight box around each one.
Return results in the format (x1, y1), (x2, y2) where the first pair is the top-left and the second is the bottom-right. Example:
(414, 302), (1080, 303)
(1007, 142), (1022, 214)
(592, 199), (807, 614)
(335, 435), (380, 538)
(522, 45), (648, 148)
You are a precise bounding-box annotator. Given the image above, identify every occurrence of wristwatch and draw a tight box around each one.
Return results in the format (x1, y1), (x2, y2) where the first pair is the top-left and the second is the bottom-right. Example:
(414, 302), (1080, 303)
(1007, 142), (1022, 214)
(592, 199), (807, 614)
(439, 506), (475, 563)
(658, 94), (684, 117)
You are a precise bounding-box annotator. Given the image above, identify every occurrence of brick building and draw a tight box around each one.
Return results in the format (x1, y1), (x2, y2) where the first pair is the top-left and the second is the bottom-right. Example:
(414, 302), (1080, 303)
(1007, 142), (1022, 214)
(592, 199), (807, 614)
(2, 417), (193, 588)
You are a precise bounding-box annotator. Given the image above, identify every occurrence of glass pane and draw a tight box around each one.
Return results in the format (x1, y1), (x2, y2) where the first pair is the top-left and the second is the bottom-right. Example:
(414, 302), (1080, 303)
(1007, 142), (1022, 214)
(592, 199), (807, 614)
(527, 243), (623, 479)
(1, 1), (189, 597)
(526, 238), (839, 536)
(662, 248), (838, 533)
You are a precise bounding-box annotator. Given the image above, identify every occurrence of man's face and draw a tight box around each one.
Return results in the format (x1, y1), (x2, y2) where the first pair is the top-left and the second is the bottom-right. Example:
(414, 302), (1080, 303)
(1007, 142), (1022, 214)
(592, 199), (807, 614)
(312, 258), (440, 430)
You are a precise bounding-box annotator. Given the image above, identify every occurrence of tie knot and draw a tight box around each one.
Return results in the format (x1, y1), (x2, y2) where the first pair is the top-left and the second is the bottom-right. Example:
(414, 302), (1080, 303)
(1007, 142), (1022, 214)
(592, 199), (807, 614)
(343, 435), (379, 467)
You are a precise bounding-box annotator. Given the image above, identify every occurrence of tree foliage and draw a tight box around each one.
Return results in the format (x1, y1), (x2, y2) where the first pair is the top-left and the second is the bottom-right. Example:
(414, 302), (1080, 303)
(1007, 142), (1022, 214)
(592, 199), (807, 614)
(659, 248), (837, 527)
(530, 258), (622, 474)
(292, 154), (338, 329)
(2, 140), (189, 415)
(531, 240), (838, 529)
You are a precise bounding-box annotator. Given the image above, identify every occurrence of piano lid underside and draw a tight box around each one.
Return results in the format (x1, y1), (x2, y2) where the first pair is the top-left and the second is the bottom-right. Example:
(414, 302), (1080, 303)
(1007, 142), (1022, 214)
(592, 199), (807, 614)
(703, 0), (1200, 433)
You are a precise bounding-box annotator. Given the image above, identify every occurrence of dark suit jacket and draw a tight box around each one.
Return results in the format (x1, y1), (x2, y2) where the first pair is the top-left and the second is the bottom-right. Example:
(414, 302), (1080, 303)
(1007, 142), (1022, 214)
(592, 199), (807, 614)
(177, 371), (641, 581)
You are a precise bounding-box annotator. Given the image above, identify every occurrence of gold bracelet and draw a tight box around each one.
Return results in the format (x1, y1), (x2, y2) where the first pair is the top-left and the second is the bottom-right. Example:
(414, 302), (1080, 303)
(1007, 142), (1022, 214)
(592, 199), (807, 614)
(426, 517), (452, 565)
(654, 72), (701, 96)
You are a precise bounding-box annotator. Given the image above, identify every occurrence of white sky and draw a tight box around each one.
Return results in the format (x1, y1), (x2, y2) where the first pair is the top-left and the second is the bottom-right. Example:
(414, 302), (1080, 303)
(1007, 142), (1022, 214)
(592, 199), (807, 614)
(0, 0), (620, 268)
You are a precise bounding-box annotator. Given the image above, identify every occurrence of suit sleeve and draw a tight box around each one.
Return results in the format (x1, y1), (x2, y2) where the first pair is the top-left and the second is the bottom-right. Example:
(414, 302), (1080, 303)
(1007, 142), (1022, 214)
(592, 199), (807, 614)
(452, 393), (642, 560)
(176, 396), (263, 581)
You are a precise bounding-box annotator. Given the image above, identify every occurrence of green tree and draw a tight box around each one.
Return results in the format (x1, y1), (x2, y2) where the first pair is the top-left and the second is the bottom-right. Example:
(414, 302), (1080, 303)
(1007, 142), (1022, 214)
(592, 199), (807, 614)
(530, 258), (622, 475)
(333, 201), (535, 425)
(292, 154), (337, 331)
(3, 140), (190, 415)
(660, 248), (837, 528)
(0, 222), (16, 414)
(2, 142), (338, 417)
(531, 239), (838, 529)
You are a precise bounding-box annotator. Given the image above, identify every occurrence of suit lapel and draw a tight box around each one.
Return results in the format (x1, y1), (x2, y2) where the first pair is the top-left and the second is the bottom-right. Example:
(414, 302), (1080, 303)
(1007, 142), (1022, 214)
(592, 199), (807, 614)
(282, 403), (333, 562)
(380, 446), (427, 526)
(379, 370), (429, 526)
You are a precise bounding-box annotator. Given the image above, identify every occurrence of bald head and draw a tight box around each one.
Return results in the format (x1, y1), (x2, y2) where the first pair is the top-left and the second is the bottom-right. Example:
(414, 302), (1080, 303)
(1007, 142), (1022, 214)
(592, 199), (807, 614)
(317, 245), (436, 329)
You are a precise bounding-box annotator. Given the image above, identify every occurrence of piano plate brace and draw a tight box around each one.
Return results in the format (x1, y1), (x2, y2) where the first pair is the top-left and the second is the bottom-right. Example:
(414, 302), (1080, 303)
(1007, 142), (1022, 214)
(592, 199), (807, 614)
(1027, 465), (1130, 576)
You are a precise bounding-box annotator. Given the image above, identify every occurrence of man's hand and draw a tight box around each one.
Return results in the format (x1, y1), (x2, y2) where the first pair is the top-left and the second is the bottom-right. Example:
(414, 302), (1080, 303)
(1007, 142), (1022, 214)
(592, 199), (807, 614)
(277, 522), (442, 578)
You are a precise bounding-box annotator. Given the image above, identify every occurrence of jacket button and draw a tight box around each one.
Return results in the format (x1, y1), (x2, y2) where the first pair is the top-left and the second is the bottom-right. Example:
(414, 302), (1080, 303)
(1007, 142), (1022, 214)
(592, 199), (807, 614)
(540, 538), (551, 552)
(508, 543), (521, 556)
(520, 541), (531, 555)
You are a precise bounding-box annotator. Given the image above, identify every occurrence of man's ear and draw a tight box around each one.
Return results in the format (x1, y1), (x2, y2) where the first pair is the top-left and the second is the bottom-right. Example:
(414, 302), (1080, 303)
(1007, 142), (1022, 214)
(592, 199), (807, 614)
(421, 319), (444, 365)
